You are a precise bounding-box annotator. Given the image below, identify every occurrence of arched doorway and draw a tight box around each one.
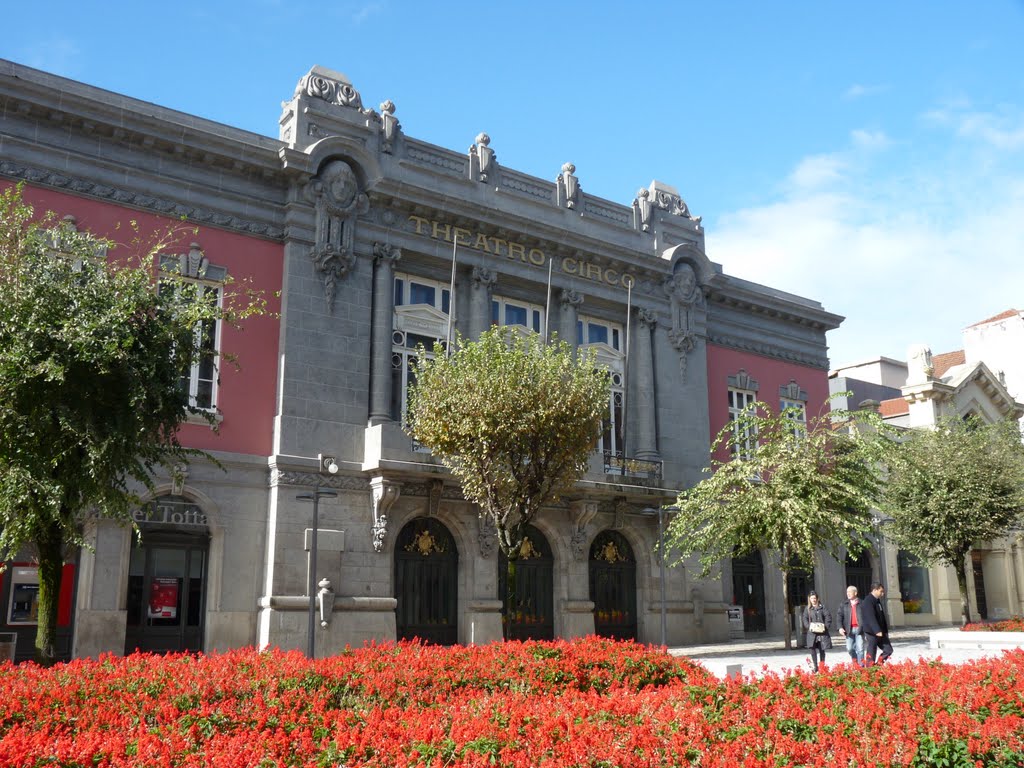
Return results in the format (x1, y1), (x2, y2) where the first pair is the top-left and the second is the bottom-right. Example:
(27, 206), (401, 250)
(394, 518), (458, 645)
(732, 550), (766, 632)
(498, 525), (554, 641)
(589, 530), (637, 640)
(124, 495), (210, 655)
(787, 556), (815, 612)
(845, 550), (872, 599)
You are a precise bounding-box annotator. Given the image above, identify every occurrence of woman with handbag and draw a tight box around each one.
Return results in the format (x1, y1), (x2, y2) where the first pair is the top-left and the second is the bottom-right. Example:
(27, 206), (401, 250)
(801, 590), (833, 672)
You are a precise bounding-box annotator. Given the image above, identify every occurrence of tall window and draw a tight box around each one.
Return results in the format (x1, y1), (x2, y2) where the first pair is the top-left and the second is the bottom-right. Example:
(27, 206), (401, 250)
(728, 387), (757, 460)
(159, 249), (226, 412)
(392, 273), (449, 423)
(779, 380), (808, 438)
(727, 370), (759, 460)
(492, 296), (544, 333)
(578, 315), (625, 457)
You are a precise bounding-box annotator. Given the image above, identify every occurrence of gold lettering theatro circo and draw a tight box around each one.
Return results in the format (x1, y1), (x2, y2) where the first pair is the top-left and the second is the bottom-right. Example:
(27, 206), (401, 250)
(407, 215), (635, 289)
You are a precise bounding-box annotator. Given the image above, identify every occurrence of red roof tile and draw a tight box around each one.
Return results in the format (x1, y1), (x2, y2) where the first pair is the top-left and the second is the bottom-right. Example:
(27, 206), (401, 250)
(879, 398), (909, 417)
(967, 309), (1020, 328)
(932, 349), (966, 379)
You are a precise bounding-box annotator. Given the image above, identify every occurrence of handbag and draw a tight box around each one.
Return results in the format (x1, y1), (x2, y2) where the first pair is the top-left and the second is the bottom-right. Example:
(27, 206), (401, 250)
(809, 621), (826, 634)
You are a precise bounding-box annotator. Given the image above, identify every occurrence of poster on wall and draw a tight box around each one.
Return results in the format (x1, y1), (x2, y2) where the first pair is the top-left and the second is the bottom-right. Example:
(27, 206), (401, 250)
(148, 577), (179, 619)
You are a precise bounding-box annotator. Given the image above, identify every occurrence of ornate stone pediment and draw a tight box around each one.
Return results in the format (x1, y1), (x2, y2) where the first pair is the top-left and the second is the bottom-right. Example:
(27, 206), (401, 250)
(295, 66), (367, 113)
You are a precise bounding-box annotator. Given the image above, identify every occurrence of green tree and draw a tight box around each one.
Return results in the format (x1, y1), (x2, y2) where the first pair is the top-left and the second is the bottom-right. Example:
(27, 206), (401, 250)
(406, 327), (609, 635)
(882, 416), (1024, 625)
(0, 186), (262, 664)
(666, 400), (892, 648)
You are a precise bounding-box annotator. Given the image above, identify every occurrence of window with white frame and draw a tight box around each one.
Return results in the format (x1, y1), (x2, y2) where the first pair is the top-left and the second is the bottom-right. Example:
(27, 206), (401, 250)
(392, 273), (450, 423)
(159, 248), (226, 412)
(578, 315), (625, 456)
(779, 380), (809, 438)
(491, 296), (544, 334)
(727, 370), (759, 460)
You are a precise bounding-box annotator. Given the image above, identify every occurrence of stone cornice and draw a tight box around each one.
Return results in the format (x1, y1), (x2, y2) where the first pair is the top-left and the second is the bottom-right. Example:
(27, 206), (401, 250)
(707, 331), (831, 370)
(705, 279), (844, 333)
(0, 160), (285, 240)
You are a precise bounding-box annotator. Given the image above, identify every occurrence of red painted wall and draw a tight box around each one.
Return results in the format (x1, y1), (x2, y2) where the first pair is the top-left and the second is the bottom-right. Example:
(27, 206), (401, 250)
(705, 344), (831, 459)
(4, 183), (283, 456)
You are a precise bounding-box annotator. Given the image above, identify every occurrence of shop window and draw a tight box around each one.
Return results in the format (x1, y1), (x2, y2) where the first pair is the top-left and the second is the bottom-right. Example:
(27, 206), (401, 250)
(898, 549), (932, 614)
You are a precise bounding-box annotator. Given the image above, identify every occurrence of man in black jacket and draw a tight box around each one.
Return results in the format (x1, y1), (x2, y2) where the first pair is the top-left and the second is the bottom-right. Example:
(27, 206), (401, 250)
(858, 581), (893, 665)
(836, 585), (865, 664)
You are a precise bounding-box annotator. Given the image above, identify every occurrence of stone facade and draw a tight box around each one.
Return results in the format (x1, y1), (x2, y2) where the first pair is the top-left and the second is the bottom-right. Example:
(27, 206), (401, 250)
(1, 59), (844, 658)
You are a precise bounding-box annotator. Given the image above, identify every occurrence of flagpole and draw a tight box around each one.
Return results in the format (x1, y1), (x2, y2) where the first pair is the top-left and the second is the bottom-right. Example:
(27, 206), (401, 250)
(621, 277), (632, 475)
(543, 256), (553, 343)
(445, 237), (457, 356)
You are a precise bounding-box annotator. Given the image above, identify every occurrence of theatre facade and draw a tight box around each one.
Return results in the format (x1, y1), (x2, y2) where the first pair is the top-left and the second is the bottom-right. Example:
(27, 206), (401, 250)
(0, 60), (844, 659)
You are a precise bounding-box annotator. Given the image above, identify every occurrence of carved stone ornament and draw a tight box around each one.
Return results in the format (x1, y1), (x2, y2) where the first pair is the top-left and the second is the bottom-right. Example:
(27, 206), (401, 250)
(906, 344), (934, 386)
(633, 188), (653, 232)
(664, 263), (704, 383)
(171, 465), (188, 497)
(158, 243), (228, 283)
(556, 162), (580, 209)
(568, 500), (598, 561)
(307, 160), (369, 311)
(471, 265), (498, 291)
(296, 67), (367, 113)
(370, 477), (401, 553)
(378, 100), (401, 154)
(478, 515), (497, 559)
(559, 287), (584, 308)
(372, 242), (401, 267)
(427, 479), (444, 517)
(639, 308), (657, 330)
(468, 132), (496, 183)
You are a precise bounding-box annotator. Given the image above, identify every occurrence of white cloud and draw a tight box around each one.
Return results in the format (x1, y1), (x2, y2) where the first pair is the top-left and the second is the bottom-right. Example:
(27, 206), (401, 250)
(843, 83), (888, 100)
(850, 129), (891, 151)
(706, 117), (1024, 366)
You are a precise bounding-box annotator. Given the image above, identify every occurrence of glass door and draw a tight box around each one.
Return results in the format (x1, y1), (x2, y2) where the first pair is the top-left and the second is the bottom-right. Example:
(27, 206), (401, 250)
(125, 535), (207, 654)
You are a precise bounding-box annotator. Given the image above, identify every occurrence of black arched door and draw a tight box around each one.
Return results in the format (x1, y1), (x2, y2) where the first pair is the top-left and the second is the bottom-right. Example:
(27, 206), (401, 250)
(732, 550), (766, 632)
(395, 518), (458, 645)
(589, 530), (637, 640)
(845, 550), (872, 599)
(499, 525), (554, 641)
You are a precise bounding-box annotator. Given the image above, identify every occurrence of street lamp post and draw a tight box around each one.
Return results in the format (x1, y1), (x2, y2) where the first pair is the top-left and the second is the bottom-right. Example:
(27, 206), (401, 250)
(297, 454), (339, 658)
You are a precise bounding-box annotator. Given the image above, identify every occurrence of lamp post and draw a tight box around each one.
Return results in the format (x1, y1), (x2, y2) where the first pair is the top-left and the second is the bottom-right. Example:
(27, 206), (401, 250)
(297, 454), (339, 658)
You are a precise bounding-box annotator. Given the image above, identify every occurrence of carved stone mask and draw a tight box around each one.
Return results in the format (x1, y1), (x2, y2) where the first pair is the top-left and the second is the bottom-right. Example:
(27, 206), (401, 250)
(321, 160), (358, 208)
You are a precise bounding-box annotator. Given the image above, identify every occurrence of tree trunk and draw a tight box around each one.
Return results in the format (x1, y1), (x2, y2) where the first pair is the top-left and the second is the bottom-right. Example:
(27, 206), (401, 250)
(34, 522), (64, 667)
(781, 566), (792, 649)
(956, 553), (972, 626)
(504, 556), (518, 641)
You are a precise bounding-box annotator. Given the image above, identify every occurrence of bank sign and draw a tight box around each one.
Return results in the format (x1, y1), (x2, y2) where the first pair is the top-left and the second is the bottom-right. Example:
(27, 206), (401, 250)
(408, 216), (637, 289)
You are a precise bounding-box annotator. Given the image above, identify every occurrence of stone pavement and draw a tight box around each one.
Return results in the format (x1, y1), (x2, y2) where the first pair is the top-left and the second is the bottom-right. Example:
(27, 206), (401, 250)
(670, 626), (1014, 679)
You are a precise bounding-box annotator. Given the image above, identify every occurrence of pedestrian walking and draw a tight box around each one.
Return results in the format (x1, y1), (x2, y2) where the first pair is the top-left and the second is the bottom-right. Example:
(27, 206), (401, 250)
(801, 590), (832, 672)
(836, 585), (865, 664)
(859, 581), (893, 665)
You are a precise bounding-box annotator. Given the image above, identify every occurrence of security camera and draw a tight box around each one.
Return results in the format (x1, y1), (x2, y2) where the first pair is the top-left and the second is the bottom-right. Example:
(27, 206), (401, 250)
(319, 454), (339, 475)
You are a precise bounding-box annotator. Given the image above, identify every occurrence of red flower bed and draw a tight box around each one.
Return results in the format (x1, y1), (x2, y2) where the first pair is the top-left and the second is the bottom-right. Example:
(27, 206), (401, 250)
(2, 637), (1023, 766)
(964, 617), (1024, 632)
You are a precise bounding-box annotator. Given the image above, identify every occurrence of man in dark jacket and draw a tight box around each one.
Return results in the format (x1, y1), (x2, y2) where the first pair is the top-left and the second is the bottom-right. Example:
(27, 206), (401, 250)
(836, 585), (865, 664)
(858, 581), (893, 665)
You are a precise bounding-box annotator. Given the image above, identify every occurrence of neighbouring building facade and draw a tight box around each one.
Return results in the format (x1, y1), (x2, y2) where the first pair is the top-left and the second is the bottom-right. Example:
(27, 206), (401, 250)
(2, 59), (846, 660)
(830, 312), (1024, 627)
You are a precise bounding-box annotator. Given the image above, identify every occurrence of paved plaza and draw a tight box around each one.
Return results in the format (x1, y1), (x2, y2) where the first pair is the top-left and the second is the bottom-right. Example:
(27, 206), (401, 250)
(673, 626), (1015, 678)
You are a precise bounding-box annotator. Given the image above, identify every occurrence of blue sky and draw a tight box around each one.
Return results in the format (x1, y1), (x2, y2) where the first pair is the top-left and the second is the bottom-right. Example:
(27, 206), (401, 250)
(3, 1), (1023, 366)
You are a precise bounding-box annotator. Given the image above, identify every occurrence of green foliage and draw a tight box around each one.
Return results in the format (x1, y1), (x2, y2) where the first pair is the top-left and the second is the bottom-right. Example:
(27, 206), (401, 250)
(881, 416), (1024, 623)
(665, 399), (893, 646)
(406, 326), (609, 558)
(0, 185), (263, 662)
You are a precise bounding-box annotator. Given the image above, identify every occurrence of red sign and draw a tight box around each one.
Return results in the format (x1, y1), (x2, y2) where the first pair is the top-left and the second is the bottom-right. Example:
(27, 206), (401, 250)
(148, 578), (179, 619)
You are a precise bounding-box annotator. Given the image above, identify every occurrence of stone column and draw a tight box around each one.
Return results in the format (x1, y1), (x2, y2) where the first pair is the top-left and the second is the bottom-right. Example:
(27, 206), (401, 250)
(558, 288), (583, 349)
(469, 266), (497, 341)
(368, 243), (400, 425)
(634, 309), (659, 461)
